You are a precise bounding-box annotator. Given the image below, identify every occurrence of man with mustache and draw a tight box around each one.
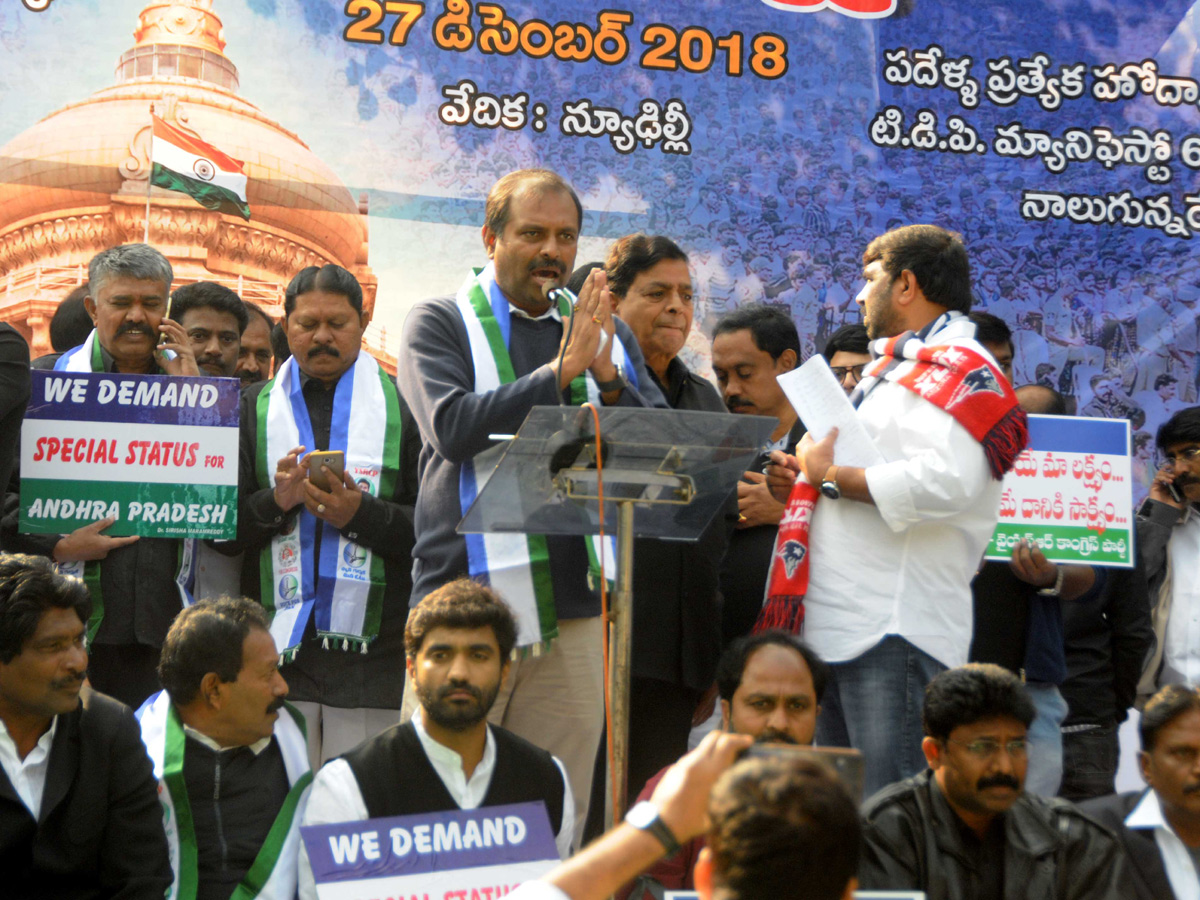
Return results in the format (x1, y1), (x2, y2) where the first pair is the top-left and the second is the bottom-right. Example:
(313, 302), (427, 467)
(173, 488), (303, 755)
(397, 169), (664, 837)
(709, 304), (804, 649)
(171, 281), (248, 378)
(1080, 684), (1200, 899)
(2, 243), (199, 710)
(860, 664), (1126, 900)
(623, 631), (827, 898)
(235, 301), (275, 386)
(138, 597), (309, 900)
(1134, 407), (1200, 702)
(299, 580), (574, 900)
(0, 553), (170, 899)
(226, 263), (419, 768)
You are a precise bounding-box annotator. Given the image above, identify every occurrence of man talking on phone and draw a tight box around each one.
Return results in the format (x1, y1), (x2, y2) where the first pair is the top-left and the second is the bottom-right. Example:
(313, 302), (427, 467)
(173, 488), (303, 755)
(226, 264), (420, 767)
(1136, 406), (1200, 702)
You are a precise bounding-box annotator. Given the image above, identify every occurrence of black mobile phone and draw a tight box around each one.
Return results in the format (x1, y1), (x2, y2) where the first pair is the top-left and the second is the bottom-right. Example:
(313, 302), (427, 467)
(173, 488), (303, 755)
(1168, 479), (1185, 504)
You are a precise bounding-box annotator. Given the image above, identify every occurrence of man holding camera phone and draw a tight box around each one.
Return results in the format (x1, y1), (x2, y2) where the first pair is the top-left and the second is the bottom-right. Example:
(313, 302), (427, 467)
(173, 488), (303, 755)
(227, 263), (419, 767)
(1135, 406), (1200, 702)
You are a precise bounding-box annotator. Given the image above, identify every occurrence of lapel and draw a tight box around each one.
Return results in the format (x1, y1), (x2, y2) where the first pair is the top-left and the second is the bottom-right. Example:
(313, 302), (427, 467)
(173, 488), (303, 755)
(1119, 791), (1178, 900)
(38, 699), (82, 824)
(0, 752), (21, 811)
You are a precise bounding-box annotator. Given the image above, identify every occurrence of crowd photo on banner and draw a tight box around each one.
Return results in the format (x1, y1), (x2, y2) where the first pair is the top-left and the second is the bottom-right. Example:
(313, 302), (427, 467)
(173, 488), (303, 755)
(5, 0), (1200, 898)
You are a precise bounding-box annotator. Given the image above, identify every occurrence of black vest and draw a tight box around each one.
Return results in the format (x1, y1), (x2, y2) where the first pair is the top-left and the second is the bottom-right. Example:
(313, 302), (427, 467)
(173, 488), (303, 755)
(342, 722), (565, 834)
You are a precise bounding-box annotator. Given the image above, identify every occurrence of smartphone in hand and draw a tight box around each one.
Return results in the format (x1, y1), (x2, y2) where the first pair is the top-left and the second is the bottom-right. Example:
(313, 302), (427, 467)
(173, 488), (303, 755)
(307, 450), (345, 492)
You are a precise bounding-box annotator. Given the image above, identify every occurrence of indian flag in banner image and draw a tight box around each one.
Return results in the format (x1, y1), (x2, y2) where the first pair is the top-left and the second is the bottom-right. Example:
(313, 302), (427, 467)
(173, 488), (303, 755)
(150, 115), (250, 220)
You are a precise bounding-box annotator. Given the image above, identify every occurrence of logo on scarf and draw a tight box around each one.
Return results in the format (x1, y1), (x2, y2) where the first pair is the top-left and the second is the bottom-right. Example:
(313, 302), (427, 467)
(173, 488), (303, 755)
(343, 543), (368, 568)
(760, 0), (897, 18)
(278, 574), (299, 602)
(778, 540), (807, 577)
(949, 365), (1005, 408)
(280, 543), (297, 566)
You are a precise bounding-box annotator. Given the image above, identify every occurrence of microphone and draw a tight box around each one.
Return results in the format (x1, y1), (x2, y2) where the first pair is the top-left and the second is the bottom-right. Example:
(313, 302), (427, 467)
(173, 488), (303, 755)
(545, 282), (578, 407)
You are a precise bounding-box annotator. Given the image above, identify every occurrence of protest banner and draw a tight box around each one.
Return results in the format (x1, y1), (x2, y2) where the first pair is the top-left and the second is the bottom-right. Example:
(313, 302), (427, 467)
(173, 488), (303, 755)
(986, 413), (1133, 567)
(302, 802), (559, 900)
(19, 370), (240, 539)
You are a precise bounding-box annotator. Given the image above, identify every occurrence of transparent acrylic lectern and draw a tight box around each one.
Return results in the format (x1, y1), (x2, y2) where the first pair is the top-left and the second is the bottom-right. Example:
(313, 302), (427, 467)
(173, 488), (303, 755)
(458, 406), (775, 826)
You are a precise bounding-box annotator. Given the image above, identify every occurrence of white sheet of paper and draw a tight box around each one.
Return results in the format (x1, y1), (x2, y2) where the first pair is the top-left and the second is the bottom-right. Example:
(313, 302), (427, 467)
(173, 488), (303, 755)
(777, 356), (885, 468)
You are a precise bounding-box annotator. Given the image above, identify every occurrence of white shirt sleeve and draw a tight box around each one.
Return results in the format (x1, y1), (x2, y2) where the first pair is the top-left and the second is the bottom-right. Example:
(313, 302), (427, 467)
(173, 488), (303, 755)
(553, 756), (576, 859)
(298, 759), (369, 900)
(864, 396), (994, 534)
(506, 882), (574, 900)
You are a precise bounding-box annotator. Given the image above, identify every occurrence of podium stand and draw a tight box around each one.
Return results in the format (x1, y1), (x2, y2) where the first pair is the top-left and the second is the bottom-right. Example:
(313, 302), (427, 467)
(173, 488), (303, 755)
(459, 406), (775, 826)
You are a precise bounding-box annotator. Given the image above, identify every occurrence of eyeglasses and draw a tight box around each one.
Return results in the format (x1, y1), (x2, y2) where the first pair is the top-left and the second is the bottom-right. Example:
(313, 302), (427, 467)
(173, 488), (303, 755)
(830, 365), (866, 382)
(946, 737), (1029, 759)
(1164, 447), (1200, 464)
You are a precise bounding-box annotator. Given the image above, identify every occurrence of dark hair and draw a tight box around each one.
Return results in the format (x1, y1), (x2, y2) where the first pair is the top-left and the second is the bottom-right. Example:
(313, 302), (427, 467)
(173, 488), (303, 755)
(604, 234), (689, 298)
(1157, 407), (1200, 453)
(822, 324), (869, 362)
(862, 224), (972, 314)
(567, 262), (604, 298)
(968, 311), (1013, 353)
(51, 286), (95, 352)
(243, 300), (274, 331)
(404, 578), (518, 660)
(1141, 684), (1200, 752)
(170, 281), (249, 333)
(0, 554), (91, 664)
(284, 264), (363, 316)
(716, 631), (829, 704)
(1155, 374), (1178, 390)
(88, 243), (173, 297)
(158, 597), (270, 706)
(1014, 384), (1068, 416)
(922, 664), (1035, 741)
(713, 304), (800, 361)
(708, 756), (860, 900)
(484, 169), (583, 237)
(270, 322), (291, 364)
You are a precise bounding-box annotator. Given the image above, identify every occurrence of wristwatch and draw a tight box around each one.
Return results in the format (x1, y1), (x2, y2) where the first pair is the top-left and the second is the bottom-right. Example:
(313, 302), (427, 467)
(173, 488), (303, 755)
(624, 801), (682, 856)
(1037, 566), (1065, 597)
(594, 366), (627, 393)
(820, 465), (841, 500)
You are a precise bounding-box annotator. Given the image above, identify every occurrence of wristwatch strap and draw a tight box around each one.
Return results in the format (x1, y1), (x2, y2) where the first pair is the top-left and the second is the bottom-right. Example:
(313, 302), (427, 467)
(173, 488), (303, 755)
(624, 801), (682, 856)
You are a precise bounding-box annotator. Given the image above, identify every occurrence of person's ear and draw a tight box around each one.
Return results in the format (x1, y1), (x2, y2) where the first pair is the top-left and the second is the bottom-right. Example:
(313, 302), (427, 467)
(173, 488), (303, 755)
(777, 348), (798, 373)
(719, 698), (732, 731)
(895, 269), (920, 307)
(1138, 750), (1153, 787)
(359, 308), (372, 330)
(922, 735), (942, 769)
(693, 847), (714, 900)
(482, 226), (498, 258)
(84, 295), (98, 324)
(405, 656), (417, 682)
(200, 672), (223, 709)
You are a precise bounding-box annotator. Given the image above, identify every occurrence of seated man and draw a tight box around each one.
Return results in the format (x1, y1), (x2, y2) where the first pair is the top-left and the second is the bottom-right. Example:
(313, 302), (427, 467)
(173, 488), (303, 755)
(626, 631), (828, 896)
(860, 663), (1127, 900)
(138, 597), (310, 900)
(0, 553), (170, 899)
(300, 578), (574, 899)
(510, 732), (860, 900)
(1081, 684), (1200, 899)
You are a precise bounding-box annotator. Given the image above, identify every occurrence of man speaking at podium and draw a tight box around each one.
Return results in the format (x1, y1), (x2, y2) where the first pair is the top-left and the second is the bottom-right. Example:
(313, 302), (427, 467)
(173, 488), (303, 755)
(398, 169), (664, 836)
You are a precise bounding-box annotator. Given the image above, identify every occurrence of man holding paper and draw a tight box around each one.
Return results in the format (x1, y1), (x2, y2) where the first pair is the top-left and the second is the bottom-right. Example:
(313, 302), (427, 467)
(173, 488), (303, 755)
(764, 224), (1026, 796)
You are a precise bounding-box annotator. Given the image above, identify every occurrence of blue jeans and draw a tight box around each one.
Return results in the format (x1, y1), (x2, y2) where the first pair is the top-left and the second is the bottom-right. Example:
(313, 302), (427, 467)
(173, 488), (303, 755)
(816, 635), (947, 799)
(1024, 682), (1067, 796)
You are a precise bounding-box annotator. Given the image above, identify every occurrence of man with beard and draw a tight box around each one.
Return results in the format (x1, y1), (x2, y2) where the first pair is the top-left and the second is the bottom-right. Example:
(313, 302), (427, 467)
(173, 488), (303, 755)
(860, 664), (1126, 900)
(1135, 407), (1200, 700)
(299, 580), (573, 899)
(622, 631), (828, 898)
(137, 598), (309, 900)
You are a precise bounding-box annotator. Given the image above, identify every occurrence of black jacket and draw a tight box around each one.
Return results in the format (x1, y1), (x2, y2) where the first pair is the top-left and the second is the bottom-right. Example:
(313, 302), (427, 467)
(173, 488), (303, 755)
(1078, 791), (1175, 900)
(0, 687), (171, 899)
(860, 769), (1129, 900)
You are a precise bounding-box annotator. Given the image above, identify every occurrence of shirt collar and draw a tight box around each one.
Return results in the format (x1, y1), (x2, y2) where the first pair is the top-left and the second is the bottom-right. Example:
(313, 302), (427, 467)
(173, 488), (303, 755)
(410, 708), (496, 775)
(1126, 788), (1170, 830)
(0, 716), (58, 757)
(480, 261), (562, 323)
(182, 722), (273, 756)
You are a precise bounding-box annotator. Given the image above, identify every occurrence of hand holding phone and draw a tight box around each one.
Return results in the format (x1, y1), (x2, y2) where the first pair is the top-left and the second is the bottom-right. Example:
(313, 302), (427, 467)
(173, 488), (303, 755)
(306, 450), (345, 492)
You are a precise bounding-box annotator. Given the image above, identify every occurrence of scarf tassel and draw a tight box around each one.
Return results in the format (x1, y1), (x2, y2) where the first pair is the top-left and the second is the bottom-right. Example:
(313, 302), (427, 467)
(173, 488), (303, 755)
(753, 595), (806, 635)
(982, 407), (1030, 480)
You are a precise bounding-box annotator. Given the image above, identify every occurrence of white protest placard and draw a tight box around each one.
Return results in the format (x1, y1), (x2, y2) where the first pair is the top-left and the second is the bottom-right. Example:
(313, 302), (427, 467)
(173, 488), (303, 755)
(302, 802), (560, 900)
(986, 414), (1133, 567)
(19, 370), (239, 539)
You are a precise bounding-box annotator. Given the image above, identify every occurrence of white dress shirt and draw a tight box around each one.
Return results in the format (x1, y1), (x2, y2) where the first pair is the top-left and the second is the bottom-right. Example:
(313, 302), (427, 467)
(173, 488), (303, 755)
(1161, 508), (1200, 686)
(1126, 788), (1200, 900)
(299, 714), (575, 900)
(804, 314), (1004, 667)
(0, 716), (58, 819)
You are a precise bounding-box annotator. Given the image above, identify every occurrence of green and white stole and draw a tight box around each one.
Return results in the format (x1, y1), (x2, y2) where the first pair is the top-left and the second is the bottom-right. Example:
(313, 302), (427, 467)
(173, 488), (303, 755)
(138, 691), (312, 900)
(456, 265), (625, 651)
(53, 329), (195, 639)
(255, 352), (401, 659)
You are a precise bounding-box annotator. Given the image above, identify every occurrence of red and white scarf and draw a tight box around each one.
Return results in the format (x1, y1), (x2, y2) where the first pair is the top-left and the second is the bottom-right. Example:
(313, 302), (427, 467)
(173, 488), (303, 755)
(756, 316), (1028, 634)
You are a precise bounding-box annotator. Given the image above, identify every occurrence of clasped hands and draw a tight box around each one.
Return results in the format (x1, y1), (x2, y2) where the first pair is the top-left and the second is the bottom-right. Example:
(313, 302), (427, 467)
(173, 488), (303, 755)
(550, 268), (619, 392)
(273, 445), (363, 530)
